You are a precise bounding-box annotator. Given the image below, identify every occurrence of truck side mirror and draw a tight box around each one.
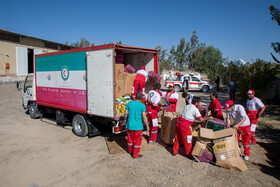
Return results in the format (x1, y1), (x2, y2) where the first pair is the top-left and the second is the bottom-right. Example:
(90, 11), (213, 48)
(16, 82), (21, 91)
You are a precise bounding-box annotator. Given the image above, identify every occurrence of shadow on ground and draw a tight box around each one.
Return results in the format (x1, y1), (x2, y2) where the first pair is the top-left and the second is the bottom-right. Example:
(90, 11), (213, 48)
(253, 126), (280, 181)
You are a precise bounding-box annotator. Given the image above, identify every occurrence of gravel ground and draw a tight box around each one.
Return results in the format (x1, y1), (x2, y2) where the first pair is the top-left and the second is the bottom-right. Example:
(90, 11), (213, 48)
(0, 84), (279, 187)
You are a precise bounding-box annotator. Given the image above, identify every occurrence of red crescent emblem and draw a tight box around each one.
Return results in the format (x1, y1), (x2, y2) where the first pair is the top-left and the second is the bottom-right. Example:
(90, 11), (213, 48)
(63, 69), (67, 77)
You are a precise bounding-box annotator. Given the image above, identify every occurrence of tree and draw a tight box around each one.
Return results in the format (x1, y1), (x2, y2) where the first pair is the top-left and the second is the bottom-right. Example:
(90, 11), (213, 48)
(238, 59), (280, 101)
(193, 46), (224, 82)
(188, 30), (205, 71)
(169, 38), (189, 71)
(269, 5), (280, 54)
(69, 37), (94, 48)
(156, 46), (173, 74)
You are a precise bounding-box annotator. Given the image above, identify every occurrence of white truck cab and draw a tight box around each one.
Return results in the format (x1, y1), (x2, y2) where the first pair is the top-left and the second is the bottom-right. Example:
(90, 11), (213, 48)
(20, 73), (36, 109)
(17, 73), (41, 119)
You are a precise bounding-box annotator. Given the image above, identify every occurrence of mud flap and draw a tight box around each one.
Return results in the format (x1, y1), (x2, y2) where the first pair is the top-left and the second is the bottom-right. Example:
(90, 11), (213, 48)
(86, 118), (100, 138)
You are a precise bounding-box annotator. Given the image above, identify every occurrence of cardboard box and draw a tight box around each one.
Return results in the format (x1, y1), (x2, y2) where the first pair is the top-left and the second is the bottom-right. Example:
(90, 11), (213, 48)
(123, 73), (137, 95)
(160, 112), (179, 145)
(115, 80), (124, 98)
(115, 64), (124, 81)
(197, 128), (248, 171)
(192, 141), (207, 156)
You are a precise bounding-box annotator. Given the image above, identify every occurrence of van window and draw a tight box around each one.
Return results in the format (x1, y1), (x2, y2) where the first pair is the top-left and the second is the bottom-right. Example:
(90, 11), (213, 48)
(192, 77), (200, 82)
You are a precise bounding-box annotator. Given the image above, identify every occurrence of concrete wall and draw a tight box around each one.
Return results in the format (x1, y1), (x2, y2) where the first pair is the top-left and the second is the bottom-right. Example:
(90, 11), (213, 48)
(0, 40), (58, 76)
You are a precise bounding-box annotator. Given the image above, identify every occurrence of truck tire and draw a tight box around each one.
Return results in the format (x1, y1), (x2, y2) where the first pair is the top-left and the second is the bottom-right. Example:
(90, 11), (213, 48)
(174, 85), (181, 92)
(29, 102), (40, 119)
(202, 85), (209, 93)
(72, 114), (88, 137)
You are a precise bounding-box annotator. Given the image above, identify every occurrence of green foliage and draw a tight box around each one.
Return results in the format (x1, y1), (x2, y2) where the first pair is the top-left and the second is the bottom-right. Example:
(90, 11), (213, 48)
(67, 37), (94, 48)
(188, 31), (205, 71)
(269, 5), (280, 26)
(156, 46), (173, 74)
(168, 30), (205, 71)
(192, 46), (224, 82)
(169, 38), (189, 71)
(269, 5), (280, 54)
(237, 59), (280, 101)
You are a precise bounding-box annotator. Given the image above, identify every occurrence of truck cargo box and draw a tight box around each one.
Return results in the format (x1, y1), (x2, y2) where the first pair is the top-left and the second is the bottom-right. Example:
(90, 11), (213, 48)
(35, 44), (158, 120)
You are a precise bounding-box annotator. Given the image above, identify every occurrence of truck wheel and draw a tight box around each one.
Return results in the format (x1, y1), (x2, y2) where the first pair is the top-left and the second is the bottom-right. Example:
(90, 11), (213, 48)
(29, 102), (40, 119)
(202, 86), (209, 93)
(72, 114), (88, 137)
(174, 85), (181, 92)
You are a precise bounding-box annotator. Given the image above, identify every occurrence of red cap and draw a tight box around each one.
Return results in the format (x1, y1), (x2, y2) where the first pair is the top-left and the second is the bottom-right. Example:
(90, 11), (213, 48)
(232, 77), (235, 81)
(224, 100), (234, 110)
(168, 83), (175, 87)
(141, 66), (146, 70)
(247, 90), (255, 95)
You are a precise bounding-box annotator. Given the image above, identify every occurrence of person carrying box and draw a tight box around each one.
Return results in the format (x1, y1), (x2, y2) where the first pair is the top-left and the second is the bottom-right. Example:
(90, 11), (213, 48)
(146, 83), (163, 144)
(173, 97), (212, 158)
(224, 100), (251, 161)
(124, 91), (149, 159)
(162, 83), (178, 112)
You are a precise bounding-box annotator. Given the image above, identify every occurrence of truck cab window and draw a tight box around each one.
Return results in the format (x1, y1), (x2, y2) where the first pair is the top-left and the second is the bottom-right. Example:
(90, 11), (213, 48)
(24, 76), (33, 92)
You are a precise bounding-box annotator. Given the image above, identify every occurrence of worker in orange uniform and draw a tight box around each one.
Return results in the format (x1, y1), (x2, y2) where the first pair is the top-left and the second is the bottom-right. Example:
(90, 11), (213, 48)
(162, 83), (179, 112)
(132, 66), (148, 102)
(124, 91), (149, 159)
(208, 92), (224, 120)
(146, 83), (163, 144)
(173, 97), (212, 158)
(224, 100), (251, 161)
(246, 90), (265, 144)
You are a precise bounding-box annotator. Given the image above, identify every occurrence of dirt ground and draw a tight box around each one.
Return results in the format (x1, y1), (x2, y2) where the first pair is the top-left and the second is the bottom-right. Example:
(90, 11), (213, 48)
(0, 84), (279, 187)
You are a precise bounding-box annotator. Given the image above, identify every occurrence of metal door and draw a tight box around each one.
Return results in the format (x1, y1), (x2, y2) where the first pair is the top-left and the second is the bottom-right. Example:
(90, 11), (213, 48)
(86, 49), (114, 118)
(16, 46), (28, 76)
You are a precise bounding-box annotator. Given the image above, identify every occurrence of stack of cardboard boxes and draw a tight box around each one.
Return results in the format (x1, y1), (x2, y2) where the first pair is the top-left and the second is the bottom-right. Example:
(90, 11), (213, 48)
(115, 64), (137, 98)
(192, 128), (248, 171)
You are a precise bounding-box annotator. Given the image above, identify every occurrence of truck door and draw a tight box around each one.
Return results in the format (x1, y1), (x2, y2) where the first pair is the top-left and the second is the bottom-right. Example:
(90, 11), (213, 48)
(86, 49), (114, 118)
(22, 75), (34, 108)
(190, 76), (200, 90)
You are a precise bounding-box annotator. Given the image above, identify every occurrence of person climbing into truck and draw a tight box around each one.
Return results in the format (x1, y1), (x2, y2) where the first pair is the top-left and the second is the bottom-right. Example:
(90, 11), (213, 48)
(173, 97), (213, 158)
(124, 91), (149, 159)
(132, 66), (148, 102)
(224, 100), (251, 161)
(246, 90), (265, 144)
(146, 83), (163, 144)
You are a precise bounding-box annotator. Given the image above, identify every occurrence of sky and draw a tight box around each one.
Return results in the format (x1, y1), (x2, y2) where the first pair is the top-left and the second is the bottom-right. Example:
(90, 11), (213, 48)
(1, 0), (279, 62)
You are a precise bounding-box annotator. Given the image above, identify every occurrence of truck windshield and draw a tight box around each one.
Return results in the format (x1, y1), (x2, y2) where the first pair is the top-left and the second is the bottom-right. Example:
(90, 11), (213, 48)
(24, 76), (33, 92)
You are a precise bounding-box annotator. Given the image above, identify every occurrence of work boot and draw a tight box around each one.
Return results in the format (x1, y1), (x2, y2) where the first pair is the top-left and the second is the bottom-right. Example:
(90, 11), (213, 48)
(244, 156), (249, 161)
(134, 155), (143, 159)
(149, 141), (158, 145)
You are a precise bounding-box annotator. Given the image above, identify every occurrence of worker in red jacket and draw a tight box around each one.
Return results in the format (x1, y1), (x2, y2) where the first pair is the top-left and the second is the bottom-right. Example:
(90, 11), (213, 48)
(246, 90), (265, 144)
(162, 83), (179, 112)
(146, 83), (162, 144)
(173, 97), (212, 158)
(132, 66), (148, 102)
(208, 92), (224, 120)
